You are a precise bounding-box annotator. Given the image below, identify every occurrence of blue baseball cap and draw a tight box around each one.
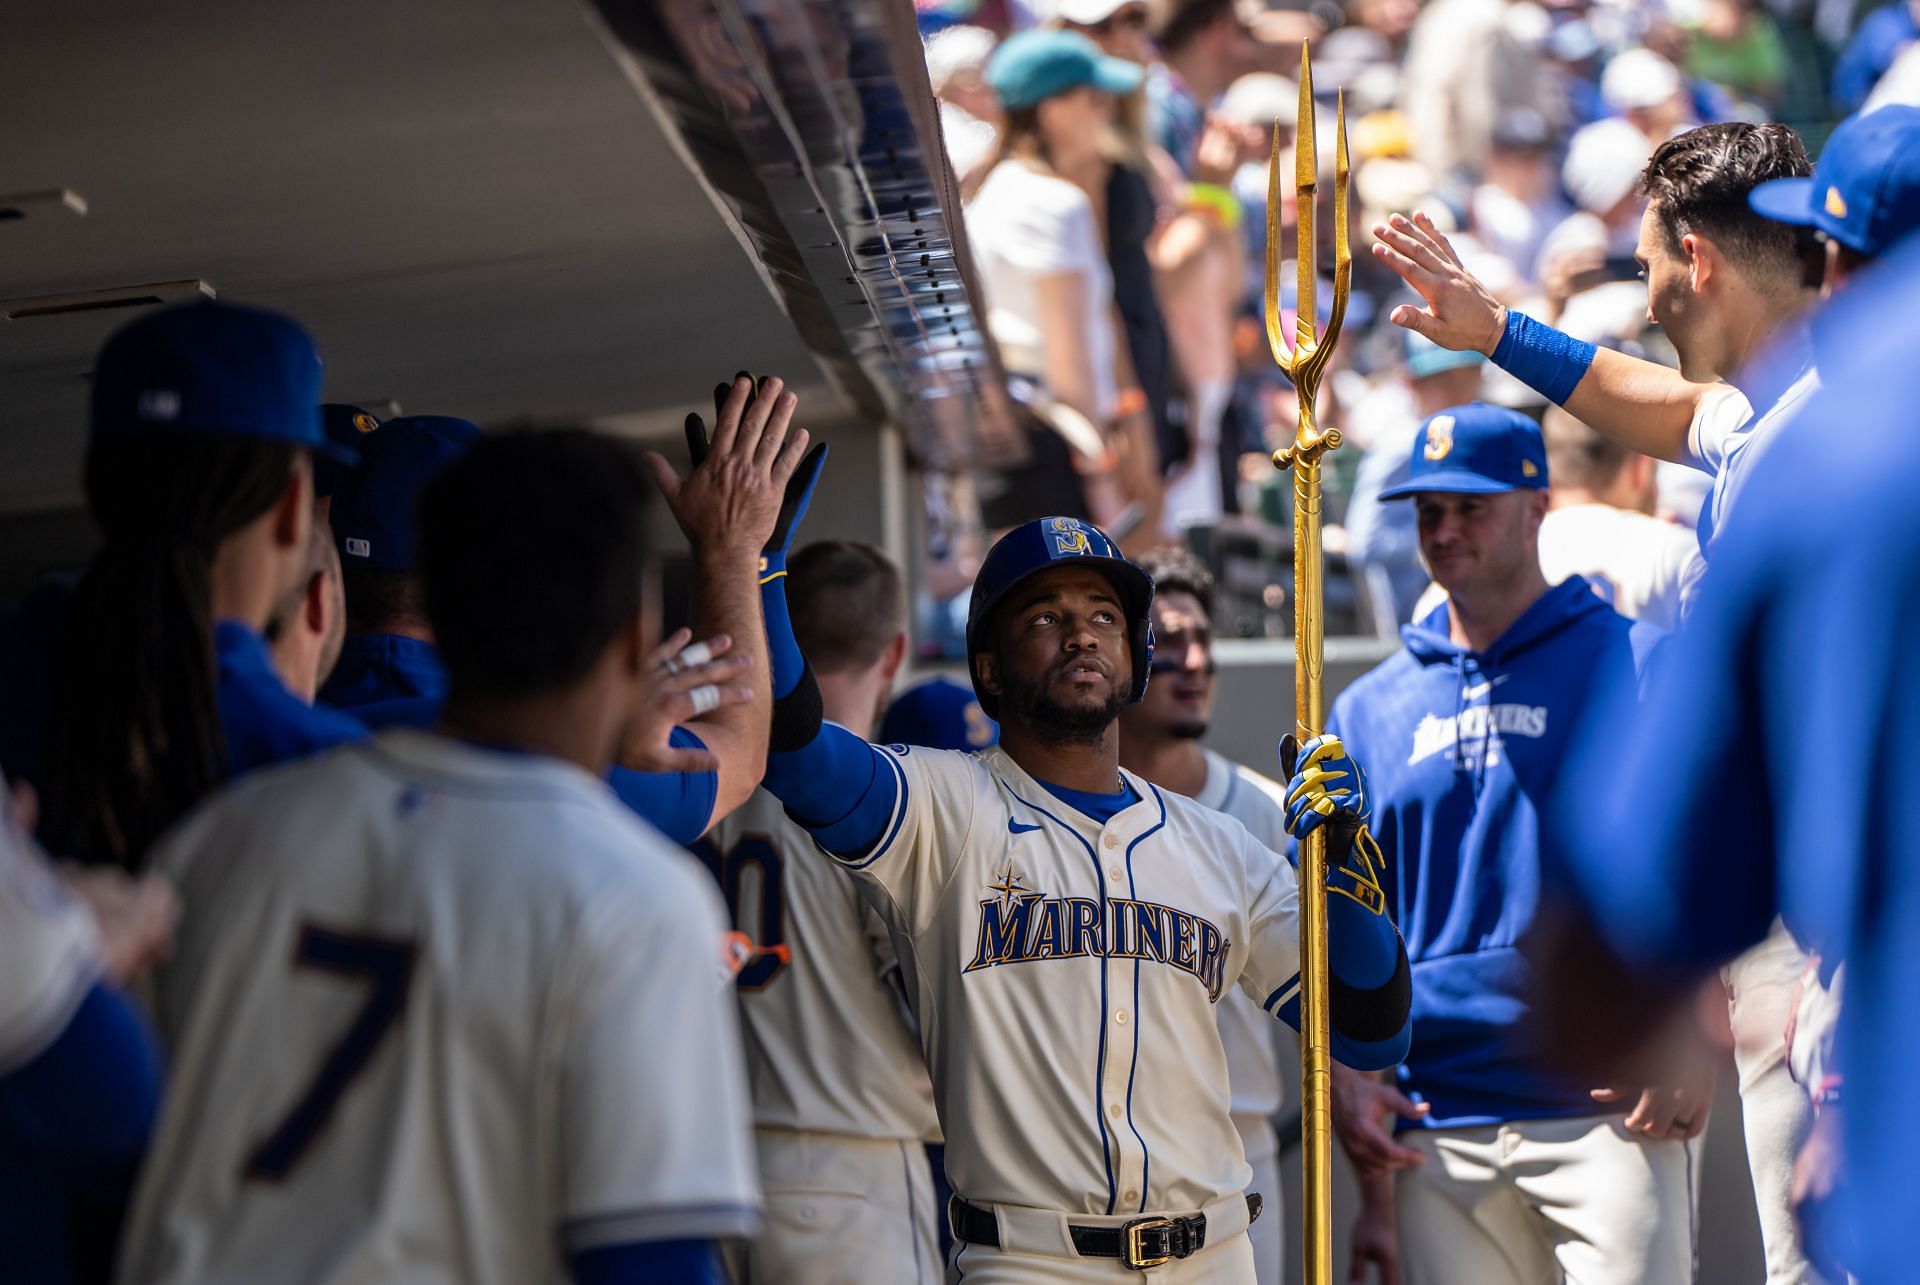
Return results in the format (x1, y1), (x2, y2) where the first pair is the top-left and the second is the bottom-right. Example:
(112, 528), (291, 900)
(1749, 105), (1920, 259)
(90, 300), (349, 462)
(880, 676), (1000, 750)
(986, 29), (1142, 112)
(314, 404), (382, 498)
(1378, 403), (1548, 500)
(330, 414), (482, 571)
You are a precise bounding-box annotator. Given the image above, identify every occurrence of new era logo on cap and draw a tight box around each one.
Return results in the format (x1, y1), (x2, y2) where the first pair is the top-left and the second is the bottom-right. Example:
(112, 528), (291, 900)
(345, 538), (371, 558)
(1827, 186), (1848, 218)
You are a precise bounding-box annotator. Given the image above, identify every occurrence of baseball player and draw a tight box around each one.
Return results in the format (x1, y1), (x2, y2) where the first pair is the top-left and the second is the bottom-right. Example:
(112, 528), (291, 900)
(22, 301), (366, 870)
(317, 386), (808, 844)
(1115, 545), (1292, 1285)
(0, 777), (173, 1283)
(1373, 121), (1838, 1283)
(697, 540), (942, 1283)
(709, 486), (1412, 1277)
(1535, 246), (1920, 1282)
(265, 491), (348, 704)
(1328, 405), (1702, 1285)
(114, 427), (773, 1285)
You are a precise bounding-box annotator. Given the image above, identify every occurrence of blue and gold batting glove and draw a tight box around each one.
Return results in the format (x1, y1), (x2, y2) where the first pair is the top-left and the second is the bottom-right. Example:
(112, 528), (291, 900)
(1279, 733), (1371, 840)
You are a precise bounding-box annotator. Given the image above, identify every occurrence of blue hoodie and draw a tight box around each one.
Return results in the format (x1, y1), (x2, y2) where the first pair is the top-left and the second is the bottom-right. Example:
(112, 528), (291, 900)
(1328, 577), (1644, 1129)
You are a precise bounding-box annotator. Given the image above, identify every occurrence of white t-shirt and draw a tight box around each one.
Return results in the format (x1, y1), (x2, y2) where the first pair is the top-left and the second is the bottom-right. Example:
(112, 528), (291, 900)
(965, 161), (1119, 422)
(704, 788), (938, 1144)
(1194, 749), (1293, 1166)
(0, 802), (99, 1073)
(1538, 503), (1701, 631)
(117, 732), (760, 1285)
(1685, 363), (1821, 553)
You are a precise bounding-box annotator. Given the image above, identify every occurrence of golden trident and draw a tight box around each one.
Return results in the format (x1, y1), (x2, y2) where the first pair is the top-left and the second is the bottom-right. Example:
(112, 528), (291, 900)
(1265, 39), (1350, 1285)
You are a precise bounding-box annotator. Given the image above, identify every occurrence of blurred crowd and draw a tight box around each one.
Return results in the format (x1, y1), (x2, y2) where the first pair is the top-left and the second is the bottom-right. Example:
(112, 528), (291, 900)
(920, 0), (1913, 637)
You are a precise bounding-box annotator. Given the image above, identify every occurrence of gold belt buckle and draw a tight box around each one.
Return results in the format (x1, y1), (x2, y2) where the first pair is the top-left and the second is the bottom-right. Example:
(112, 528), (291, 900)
(1121, 1215), (1176, 1270)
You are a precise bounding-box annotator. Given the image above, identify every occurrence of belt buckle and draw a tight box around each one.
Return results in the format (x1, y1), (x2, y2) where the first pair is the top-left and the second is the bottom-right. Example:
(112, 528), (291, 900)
(1121, 1215), (1176, 1270)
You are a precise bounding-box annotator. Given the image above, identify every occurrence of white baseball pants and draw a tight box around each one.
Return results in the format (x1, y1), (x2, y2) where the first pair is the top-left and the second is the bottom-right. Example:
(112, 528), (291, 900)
(725, 1129), (940, 1284)
(944, 1192), (1257, 1283)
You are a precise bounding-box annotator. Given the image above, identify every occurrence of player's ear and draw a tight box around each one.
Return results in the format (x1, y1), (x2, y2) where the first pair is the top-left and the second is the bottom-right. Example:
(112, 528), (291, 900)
(881, 631), (909, 683)
(617, 612), (649, 679)
(975, 650), (1002, 699)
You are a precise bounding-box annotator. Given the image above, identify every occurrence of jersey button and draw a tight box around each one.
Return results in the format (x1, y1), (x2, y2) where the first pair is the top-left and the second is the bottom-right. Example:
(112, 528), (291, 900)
(1115, 1009), (1129, 1025)
(1109, 1103), (1122, 1118)
(1103, 833), (1120, 849)
(1109, 866), (1123, 881)
(1124, 1189), (1139, 1205)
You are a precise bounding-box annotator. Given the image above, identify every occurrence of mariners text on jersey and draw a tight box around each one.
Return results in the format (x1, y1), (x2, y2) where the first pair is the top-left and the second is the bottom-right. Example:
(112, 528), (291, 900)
(965, 871), (1232, 1001)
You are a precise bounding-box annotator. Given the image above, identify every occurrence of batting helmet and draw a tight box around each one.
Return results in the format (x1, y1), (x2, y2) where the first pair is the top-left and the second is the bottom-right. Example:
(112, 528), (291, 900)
(965, 516), (1155, 718)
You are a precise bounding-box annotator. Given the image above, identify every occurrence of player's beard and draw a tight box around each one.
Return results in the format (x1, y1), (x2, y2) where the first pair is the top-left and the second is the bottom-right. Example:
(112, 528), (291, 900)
(1006, 675), (1125, 746)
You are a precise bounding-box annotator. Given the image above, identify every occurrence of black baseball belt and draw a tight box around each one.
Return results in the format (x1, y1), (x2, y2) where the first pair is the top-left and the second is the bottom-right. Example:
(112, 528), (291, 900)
(949, 1193), (1263, 1271)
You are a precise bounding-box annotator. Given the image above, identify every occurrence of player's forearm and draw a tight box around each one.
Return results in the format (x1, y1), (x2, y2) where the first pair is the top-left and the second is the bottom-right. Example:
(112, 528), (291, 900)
(687, 545), (770, 818)
(1326, 892), (1412, 1071)
(1491, 311), (1699, 464)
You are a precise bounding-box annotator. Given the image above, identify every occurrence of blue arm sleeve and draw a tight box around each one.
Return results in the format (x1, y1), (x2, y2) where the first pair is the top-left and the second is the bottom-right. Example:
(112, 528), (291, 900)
(608, 728), (719, 846)
(570, 1239), (723, 1285)
(1269, 896), (1411, 1072)
(761, 558), (805, 701)
(0, 982), (162, 1187)
(763, 724), (902, 859)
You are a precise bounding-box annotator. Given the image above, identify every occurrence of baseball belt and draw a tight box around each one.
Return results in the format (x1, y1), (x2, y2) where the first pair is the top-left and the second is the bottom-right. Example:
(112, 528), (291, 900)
(949, 1192), (1262, 1271)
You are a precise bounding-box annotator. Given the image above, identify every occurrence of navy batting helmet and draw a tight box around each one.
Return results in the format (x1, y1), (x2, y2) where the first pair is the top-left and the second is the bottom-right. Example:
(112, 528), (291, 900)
(965, 516), (1155, 718)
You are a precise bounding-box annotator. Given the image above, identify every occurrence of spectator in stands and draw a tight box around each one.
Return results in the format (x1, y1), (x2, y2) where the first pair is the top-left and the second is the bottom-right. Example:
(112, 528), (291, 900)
(1346, 334), (1488, 630)
(1468, 108), (1572, 286)
(1399, 0), (1560, 179)
(1539, 407), (1701, 631)
(967, 32), (1140, 473)
(926, 25), (1001, 179)
(1145, 0), (1256, 180)
(41, 301), (365, 870)
(1601, 48), (1697, 149)
(1833, 0), (1920, 112)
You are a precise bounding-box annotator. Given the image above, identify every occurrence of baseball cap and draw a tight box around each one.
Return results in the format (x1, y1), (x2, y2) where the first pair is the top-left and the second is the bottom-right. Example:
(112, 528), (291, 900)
(90, 300), (349, 463)
(331, 414), (482, 571)
(880, 676), (1000, 750)
(1600, 47), (1685, 112)
(314, 403), (382, 498)
(1053, 0), (1143, 24)
(1748, 105), (1920, 259)
(1378, 403), (1549, 500)
(986, 29), (1142, 112)
(1405, 330), (1487, 381)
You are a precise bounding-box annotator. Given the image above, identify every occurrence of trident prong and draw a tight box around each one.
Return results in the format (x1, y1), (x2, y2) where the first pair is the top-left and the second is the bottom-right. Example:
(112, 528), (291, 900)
(1265, 42), (1351, 471)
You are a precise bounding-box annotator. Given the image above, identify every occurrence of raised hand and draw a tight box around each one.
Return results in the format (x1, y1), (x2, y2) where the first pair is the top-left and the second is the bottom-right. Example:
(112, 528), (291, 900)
(1370, 211), (1508, 356)
(644, 374), (811, 555)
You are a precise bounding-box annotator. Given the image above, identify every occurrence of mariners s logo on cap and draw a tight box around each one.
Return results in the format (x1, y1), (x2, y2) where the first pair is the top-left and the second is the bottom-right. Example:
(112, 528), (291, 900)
(1047, 516), (1094, 557)
(354, 412), (380, 434)
(1424, 416), (1455, 461)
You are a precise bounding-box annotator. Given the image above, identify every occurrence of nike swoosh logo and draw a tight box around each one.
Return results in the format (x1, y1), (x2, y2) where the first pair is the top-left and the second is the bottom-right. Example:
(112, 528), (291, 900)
(1008, 819), (1043, 835)
(1462, 675), (1512, 702)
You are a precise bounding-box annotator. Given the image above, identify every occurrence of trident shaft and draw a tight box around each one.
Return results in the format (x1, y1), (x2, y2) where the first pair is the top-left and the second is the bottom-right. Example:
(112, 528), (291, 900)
(1265, 40), (1350, 1285)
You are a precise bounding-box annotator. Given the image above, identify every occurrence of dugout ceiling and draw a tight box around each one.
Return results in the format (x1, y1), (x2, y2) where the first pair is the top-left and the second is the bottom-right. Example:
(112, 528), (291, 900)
(0, 0), (989, 545)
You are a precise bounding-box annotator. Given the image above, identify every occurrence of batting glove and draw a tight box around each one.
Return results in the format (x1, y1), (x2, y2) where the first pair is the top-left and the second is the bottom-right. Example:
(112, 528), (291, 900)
(686, 376), (830, 570)
(1280, 733), (1371, 840)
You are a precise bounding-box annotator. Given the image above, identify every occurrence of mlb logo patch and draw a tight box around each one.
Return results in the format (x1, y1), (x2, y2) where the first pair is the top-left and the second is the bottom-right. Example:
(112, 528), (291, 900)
(137, 389), (182, 422)
(345, 537), (372, 558)
(1046, 516), (1093, 558)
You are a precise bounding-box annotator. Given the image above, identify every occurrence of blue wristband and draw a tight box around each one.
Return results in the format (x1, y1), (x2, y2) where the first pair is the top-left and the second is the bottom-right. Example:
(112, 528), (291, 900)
(1491, 310), (1597, 406)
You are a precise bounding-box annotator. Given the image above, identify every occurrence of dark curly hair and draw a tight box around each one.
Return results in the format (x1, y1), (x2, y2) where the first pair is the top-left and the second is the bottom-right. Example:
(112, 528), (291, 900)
(1641, 122), (1811, 282)
(1135, 545), (1214, 614)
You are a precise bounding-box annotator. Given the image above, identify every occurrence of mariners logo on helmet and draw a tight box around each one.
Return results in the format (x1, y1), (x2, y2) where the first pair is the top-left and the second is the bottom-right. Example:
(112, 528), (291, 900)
(964, 516), (1157, 719)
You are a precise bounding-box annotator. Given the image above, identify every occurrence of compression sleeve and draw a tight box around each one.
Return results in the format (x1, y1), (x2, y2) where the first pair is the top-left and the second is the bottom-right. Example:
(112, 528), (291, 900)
(760, 556), (805, 701)
(607, 728), (719, 846)
(1325, 893), (1411, 1069)
(0, 982), (162, 1187)
(758, 667), (902, 859)
(570, 1239), (724, 1285)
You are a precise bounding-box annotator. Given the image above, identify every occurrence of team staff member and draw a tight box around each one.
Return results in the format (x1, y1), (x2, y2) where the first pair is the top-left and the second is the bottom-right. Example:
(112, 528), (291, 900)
(1329, 406), (1704, 1285)
(115, 428), (775, 1285)
(1116, 546), (1291, 1285)
(1374, 121), (1814, 560)
(36, 301), (365, 870)
(690, 417), (1411, 1276)
(699, 542), (941, 1284)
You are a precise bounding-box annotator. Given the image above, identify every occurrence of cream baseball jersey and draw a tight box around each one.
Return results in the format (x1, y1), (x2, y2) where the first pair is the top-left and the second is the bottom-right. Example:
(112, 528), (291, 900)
(115, 731), (760, 1285)
(0, 806), (99, 1072)
(1193, 749), (1291, 1149)
(848, 742), (1303, 1217)
(702, 787), (938, 1142)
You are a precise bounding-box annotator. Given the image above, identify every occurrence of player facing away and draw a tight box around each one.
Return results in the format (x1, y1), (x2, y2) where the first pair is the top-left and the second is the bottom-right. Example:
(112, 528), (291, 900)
(1115, 545), (1293, 1285)
(1325, 404), (1703, 1285)
(697, 541), (943, 1284)
(114, 429), (771, 1285)
(739, 507), (1412, 1281)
